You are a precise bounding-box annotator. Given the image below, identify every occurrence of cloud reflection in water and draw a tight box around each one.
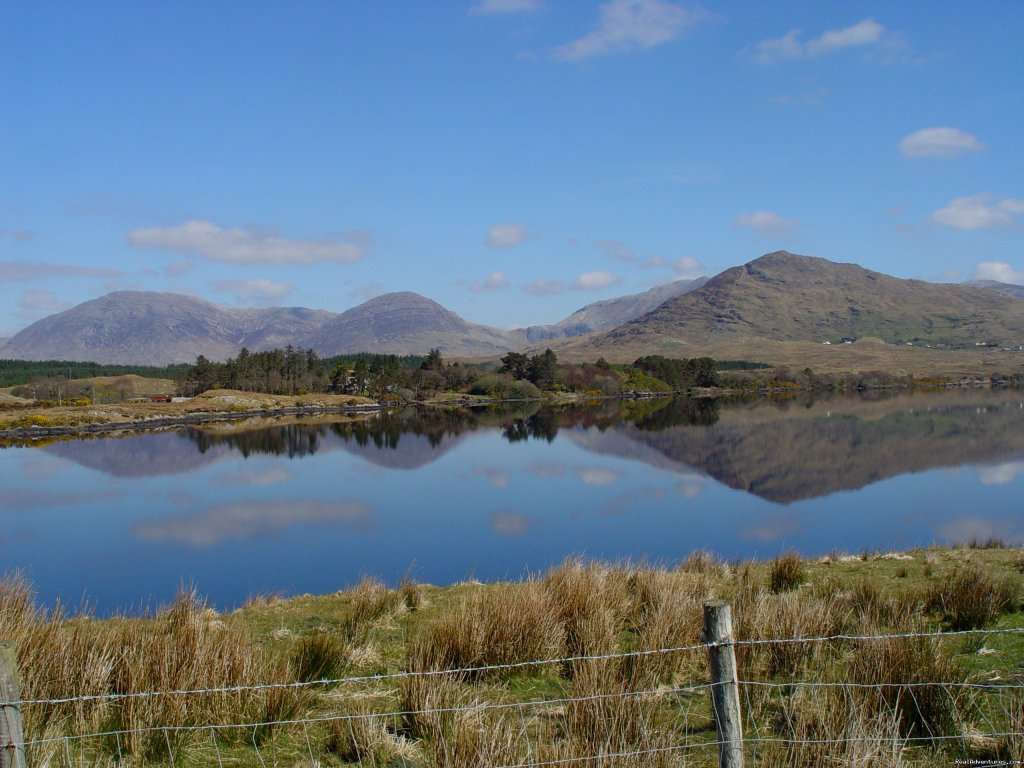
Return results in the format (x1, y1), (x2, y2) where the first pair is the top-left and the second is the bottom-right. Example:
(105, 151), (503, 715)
(134, 499), (374, 547)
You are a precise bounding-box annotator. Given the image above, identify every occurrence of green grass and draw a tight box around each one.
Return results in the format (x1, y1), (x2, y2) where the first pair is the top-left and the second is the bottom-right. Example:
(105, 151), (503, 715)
(3, 546), (1024, 766)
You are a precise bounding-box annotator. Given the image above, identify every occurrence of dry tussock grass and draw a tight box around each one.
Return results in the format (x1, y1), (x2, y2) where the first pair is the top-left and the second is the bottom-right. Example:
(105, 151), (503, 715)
(4, 548), (1022, 766)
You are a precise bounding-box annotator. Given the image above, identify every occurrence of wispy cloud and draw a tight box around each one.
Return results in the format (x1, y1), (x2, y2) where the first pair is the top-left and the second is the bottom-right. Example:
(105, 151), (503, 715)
(521, 278), (565, 296)
(576, 466), (623, 486)
(128, 220), (371, 265)
(572, 271), (624, 290)
(900, 127), (985, 158)
(164, 261), (196, 278)
(973, 262), (1024, 285)
(977, 461), (1024, 485)
(524, 461), (567, 478)
(936, 516), (1019, 546)
(734, 210), (801, 238)
(491, 510), (531, 536)
(486, 222), (530, 248)
(739, 511), (802, 542)
(0, 229), (31, 241)
(749, 18), (887, 64)
(133, 499), (373, 547)
(216, 466), (295, 487)
(554, 0), (707, 61)
(469, 0), (540, 15)
(209, 278), (293, 305)
(468, 271), (510, 292)
(0, 260), (122, 283)
(474, 466), (511, 488)
(931, 195), (1024, 230)
(15, 289), (72, 320)
(594, 241), (703, 276)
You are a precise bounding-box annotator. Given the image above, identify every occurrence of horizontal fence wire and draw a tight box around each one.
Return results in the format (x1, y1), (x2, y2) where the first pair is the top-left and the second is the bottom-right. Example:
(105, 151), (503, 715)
(13, 625), (1024, 707)
(22, 681), (716, 748)
(10, 625), (1024, 767)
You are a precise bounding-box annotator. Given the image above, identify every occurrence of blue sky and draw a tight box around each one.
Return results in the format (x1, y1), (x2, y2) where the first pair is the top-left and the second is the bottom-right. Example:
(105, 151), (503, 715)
(1, 1), (1021, 337)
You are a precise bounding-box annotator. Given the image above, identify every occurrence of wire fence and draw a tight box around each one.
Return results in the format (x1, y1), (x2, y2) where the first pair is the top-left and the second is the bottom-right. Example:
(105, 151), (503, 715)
(5, 621), (1024, 766)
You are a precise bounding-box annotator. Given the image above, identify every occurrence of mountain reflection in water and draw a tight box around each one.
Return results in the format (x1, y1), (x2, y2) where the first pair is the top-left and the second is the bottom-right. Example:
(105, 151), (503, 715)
(7, 388), (1023, 613)
(44, 390), (1024, 504)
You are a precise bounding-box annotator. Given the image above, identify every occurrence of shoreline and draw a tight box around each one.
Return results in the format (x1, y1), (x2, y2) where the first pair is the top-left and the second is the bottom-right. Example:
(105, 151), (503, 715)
(2, 379), (1020, 442)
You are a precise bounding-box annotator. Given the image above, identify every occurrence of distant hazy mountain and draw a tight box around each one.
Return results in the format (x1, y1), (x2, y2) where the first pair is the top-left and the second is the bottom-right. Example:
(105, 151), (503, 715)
(0, 292), (336, 365)
(7, 252), (1024, 366)
(574, 251), (1024, 354)
(1, 290), (516, 363)
(965, 279), (1024, 300)
(303, 291), (514, 357)
(514, 277), (708, 342)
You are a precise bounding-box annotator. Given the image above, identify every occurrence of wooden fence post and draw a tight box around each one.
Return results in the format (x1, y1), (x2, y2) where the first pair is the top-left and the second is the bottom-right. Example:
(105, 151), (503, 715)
(703, 600), (744, 768)
(0, 643), (26, 768)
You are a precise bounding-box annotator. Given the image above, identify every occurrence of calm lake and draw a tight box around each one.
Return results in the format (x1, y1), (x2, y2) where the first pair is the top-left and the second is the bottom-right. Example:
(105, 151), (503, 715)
(3, 388), (1023, 614)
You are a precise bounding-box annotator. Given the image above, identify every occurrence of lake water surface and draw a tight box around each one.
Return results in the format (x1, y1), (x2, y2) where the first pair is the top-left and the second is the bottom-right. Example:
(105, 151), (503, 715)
(3, 389), (1023, 614)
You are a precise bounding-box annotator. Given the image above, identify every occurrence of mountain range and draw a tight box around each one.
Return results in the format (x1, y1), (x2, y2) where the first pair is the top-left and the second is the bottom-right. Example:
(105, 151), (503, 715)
(2, 251), (1023, 365)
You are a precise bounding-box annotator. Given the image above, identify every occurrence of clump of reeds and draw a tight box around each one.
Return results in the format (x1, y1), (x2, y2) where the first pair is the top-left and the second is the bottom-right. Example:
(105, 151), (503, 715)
(761, 684), (909, 767)
(292, 629), (350, 683)
(769, 550), (806, 593)
(925, 563), (1019, 630)
(620, 569), (707, 687)
(400, 574), (425, 610)
(733, 578), (851, 680)
(542, 559), (630, 668)
(847, 619), (969, 739)
(340, 576), (404, 643)
(406, 581), (563, 679)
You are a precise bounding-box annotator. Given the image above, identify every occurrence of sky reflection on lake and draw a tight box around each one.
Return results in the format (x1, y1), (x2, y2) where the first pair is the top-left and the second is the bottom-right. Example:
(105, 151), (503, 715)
(2, 389), (1023, 613)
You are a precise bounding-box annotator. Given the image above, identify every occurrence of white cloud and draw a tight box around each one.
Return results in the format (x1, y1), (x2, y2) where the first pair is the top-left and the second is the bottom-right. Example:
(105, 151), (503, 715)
(0, 260), (122, 283)
(209, 279), (293, 305)
(521, 278), (565, 295)
(486, 222), (529, 248)
(572, 271), (624, 290)
(734, 210), (801, 237)
(751, 17), (886, 64)
(128, 220), (371, 265)
(671, 255), (703, 276)
(931, 195), (1024, 230)
(554, 0), (707, 61)
(469, 271), (510, 292)
(469, 0), (540, 15)
(806, 18), (885, 56)
(899, 127), (985, 158)
(16, 289), (72, 320)
(973, 262), (1024, 285)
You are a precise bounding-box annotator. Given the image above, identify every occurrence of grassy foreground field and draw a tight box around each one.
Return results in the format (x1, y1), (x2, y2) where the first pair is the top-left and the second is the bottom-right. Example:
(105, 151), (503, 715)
(3, 545), (1024, 766)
